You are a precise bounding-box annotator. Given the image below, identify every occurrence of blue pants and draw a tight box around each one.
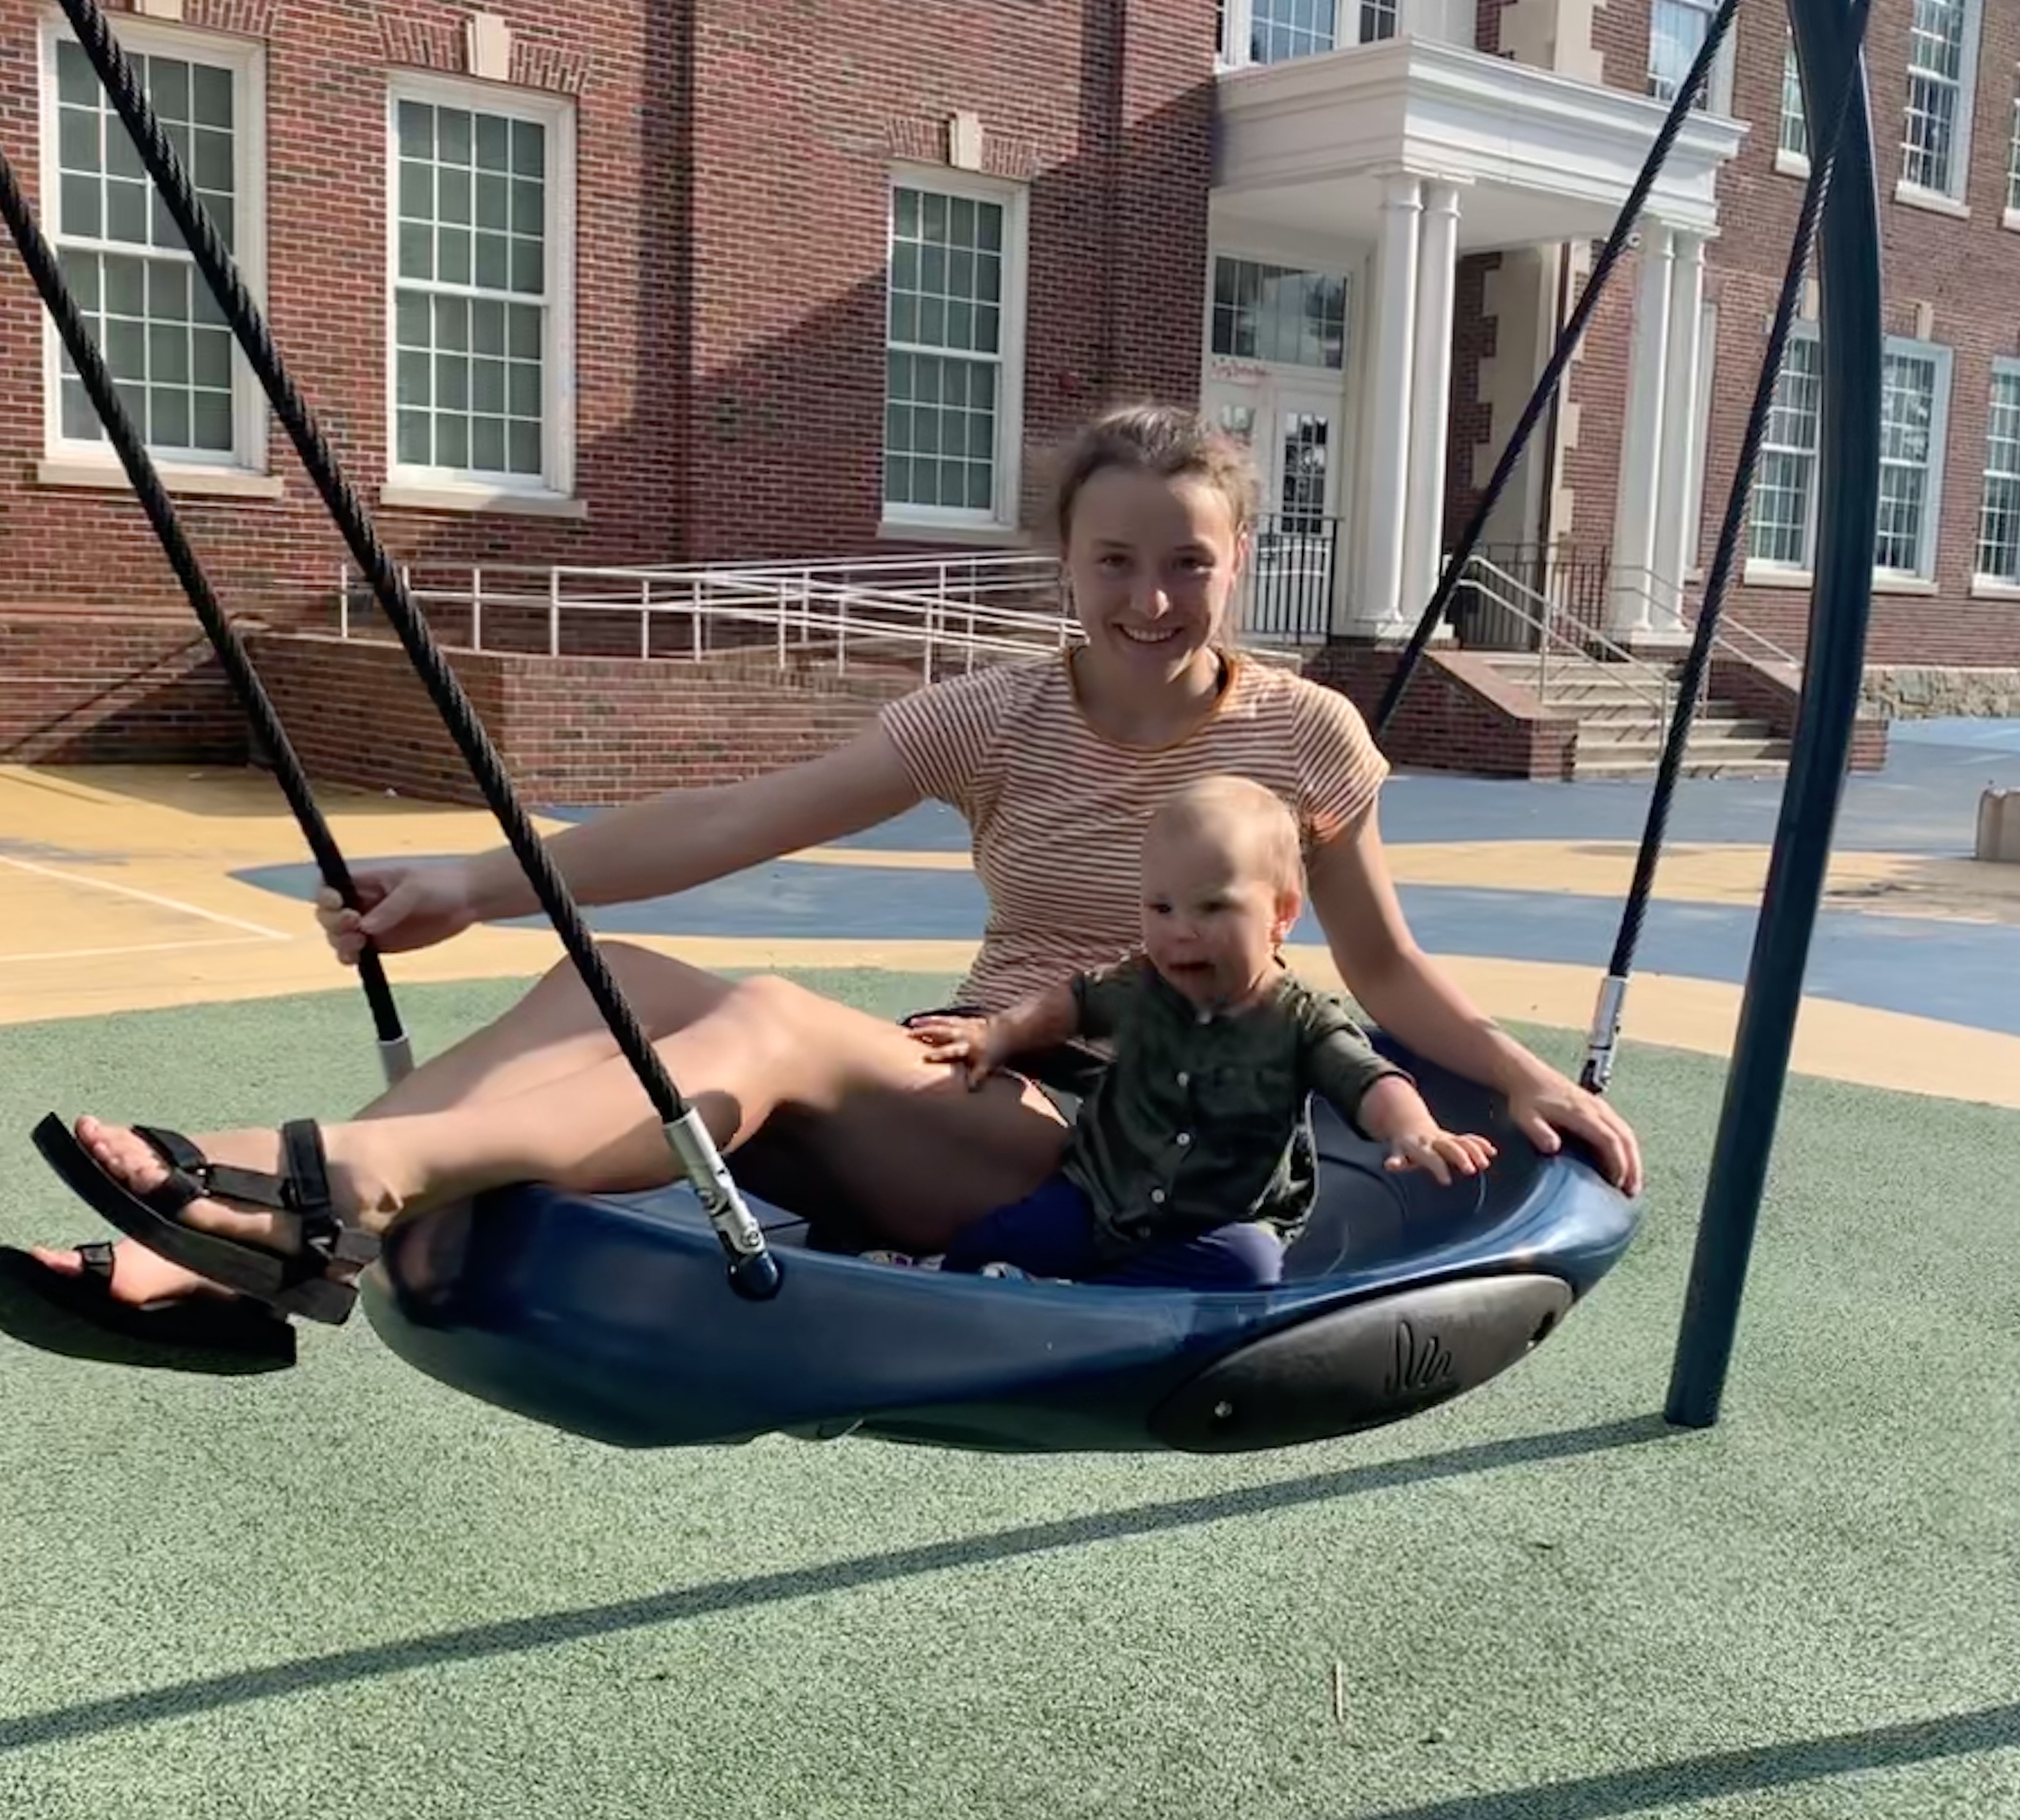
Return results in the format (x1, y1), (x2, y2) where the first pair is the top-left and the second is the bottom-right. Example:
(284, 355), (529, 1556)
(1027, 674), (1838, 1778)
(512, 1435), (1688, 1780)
(941, 1174), (1285, 1290)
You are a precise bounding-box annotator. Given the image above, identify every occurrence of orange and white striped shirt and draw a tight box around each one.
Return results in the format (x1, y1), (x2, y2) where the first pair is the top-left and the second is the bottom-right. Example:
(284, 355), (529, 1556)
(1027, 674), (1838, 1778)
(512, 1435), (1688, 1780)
(878, 650), (1390, 1010)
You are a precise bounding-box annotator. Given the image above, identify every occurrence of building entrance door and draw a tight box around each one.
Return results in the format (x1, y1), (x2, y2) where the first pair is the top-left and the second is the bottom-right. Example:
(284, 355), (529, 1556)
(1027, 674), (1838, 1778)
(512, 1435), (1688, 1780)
(1204, 366), (1344, 642)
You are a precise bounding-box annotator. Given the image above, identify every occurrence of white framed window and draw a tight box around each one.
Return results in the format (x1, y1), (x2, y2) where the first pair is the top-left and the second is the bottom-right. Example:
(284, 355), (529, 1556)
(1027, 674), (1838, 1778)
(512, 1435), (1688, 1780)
(1216, 0), (1399, 69)
(881, 170), (1028, 531)
(1974, 361), (2020, 584)
(385, 74), (576, 504)
(1747, 326), (1952, 583)
(1747, 330), (1823, 572)
(1898, 0), (1981, 206)
(38, 16), (268, 478)
(2005, 69), (2020, 219)
(1209, 256), (1347, 371)
(1779, 37), (1810, 164)
(1875, 340), (1950, 579)
(1648, 0), (1735, 115)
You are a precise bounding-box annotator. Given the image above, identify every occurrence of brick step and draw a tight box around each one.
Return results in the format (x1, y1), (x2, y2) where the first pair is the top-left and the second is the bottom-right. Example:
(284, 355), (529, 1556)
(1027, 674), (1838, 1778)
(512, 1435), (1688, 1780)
(1572, 734), (1792, 780)
(1574, 714), (1779, 748)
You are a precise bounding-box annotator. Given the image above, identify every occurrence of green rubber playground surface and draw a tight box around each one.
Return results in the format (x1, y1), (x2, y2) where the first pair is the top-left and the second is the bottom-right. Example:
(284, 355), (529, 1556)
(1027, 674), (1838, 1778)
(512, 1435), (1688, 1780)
(1, 972), (2015, 1820)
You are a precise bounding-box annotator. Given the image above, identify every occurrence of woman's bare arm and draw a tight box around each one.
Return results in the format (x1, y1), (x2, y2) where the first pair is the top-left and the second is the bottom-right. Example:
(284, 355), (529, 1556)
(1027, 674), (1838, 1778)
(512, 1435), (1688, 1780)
(1305, 803), (1643, 1195)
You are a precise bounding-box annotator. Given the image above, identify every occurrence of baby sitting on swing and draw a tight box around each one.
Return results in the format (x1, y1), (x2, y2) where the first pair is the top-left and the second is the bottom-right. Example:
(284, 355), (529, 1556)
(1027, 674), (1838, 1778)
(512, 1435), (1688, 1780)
(899, 775), (1496, 1289)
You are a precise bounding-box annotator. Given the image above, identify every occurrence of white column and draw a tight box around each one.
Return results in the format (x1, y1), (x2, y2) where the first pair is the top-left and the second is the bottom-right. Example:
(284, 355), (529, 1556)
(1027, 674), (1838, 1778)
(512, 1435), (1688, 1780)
(1347, 170), (1423, 638)
(1401, 179), (1462, 625)
(1607, 221), (1675, 638)
(1648, 229), (1707, 643)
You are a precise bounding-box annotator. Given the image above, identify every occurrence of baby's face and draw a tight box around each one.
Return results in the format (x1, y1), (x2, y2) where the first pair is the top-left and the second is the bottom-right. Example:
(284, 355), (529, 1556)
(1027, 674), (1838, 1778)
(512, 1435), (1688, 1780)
(1139, 828), (1294, 1008)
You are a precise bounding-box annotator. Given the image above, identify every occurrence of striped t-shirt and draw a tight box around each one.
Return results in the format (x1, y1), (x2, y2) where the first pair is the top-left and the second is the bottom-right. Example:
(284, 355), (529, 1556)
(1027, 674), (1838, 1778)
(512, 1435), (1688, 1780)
(877, 649), (1390, 1010)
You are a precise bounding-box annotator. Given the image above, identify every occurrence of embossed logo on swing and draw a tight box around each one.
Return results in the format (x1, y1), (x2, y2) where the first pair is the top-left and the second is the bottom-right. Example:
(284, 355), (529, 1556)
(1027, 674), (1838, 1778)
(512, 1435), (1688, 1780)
(1385, 1320), (1456, 1398)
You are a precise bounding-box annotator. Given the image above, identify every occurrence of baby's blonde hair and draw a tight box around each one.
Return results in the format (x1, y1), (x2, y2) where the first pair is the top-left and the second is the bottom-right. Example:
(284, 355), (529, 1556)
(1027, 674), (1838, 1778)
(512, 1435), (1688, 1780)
(1147, 775), (1304, 896)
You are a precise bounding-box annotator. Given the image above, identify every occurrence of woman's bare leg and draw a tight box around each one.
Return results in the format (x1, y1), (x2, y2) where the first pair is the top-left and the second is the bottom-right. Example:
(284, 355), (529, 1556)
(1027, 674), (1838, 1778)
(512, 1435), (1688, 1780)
(64, 973), (1071, 1285)
(32, 943), (778, 1305)
(355, 942), (741, 1120)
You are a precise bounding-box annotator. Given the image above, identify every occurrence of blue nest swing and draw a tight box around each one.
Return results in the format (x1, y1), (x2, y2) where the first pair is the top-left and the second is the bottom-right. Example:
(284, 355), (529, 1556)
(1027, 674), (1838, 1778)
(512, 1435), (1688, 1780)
(12, 0), (1885, 1450)
(359, 1041), (1637, 1453)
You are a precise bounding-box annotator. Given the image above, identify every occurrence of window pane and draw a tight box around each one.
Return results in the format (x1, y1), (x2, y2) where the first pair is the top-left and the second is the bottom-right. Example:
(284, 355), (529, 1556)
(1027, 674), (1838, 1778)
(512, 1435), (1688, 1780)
(58, 106), (99, 177)
(1977, 372), (2020, 580)
(1207, 256), (1345, 369)
(192, 64), (233, 129)
(1900, 0), (1968, 192)
(191, 387), (232, 450)
(49, 49), (244, 464)
(57, 39), (99, 107)
(1876, 348), (1937, 573)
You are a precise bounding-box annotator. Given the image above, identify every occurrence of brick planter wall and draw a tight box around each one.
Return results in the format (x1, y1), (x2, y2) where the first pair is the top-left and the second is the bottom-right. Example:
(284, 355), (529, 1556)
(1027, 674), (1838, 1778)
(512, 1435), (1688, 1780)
(241, 632), (916, 806)
(1302, 642), (1580, 780)
(1708, 654), (1889, 771)
(0, 611), (246, 765)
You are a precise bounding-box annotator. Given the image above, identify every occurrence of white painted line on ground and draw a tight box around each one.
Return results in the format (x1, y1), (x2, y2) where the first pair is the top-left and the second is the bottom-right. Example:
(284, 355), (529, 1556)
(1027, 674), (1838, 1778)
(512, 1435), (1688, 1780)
(0, 935), (287, 966)
(0, 853), (295, 939)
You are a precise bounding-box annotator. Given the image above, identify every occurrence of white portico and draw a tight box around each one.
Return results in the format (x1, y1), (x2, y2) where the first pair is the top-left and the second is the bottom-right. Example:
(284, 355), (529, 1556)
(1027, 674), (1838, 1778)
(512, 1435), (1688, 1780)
(1204, 16), (1745, 643)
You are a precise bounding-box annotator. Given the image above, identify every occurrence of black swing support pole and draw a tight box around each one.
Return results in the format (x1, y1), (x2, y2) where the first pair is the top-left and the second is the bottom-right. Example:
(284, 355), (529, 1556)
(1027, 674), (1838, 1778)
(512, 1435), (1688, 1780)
(1370, 0), (1740, 743)
(0, 139), (415, 1089)
(1579, 0), (1875, 1095)
(1666, 0), (1884, 1427)
(47, 0), (782, 1299)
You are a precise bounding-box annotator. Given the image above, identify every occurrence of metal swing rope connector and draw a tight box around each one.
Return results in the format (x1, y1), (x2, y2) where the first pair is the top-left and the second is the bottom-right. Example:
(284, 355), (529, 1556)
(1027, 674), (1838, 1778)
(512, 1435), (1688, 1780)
(42, 0), (780, 1297)
(1580, 0), (1878, 1096)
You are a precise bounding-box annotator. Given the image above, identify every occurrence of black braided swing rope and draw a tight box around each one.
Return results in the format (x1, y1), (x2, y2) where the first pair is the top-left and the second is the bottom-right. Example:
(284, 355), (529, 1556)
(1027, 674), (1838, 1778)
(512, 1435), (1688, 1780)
(51, 0), (781, 1295)
(1369, 0), (1742, 740)
(1580, 0), (1878, 1093)
(0, 132), (416, 1088)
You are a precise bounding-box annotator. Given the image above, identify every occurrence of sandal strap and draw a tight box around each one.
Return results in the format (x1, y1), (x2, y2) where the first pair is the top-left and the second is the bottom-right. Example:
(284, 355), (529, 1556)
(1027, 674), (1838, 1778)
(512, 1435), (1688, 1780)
(278, 1120), (380, 1271)
(132, 1125), (298, 1216)
(75, 1241), (115, 1279)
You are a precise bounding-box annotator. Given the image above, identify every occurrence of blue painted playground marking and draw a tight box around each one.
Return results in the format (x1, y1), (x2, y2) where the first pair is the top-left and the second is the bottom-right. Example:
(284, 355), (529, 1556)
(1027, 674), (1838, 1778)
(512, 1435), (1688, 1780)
(231, 851), (2020, 1040)
(531, 719), (2020, 856)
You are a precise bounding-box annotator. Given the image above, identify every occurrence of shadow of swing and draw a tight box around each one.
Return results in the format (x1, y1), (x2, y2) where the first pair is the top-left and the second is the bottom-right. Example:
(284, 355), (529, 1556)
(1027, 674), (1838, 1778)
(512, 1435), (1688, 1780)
(1334, 1702), (2020, 1820)
(0, 1412), (1675, 1751)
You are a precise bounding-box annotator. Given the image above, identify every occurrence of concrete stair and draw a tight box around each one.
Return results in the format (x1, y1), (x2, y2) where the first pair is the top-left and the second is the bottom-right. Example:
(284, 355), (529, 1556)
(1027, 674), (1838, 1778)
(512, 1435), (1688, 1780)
(1472, 650), (1791, 780)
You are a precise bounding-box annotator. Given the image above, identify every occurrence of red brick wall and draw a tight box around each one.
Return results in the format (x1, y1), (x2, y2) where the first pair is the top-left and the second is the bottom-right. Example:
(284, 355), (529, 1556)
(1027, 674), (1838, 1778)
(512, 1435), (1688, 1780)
(681, 0), (1212, 557)
(0, 611), (246, 763)
(1709, 653), (1889, 771)
(1445, 253), (1496, 550)
(1550, 0), (2020, 668)
(1302, 643), (1580, 780)
(242, 632), (915, 806)
(1694, 0), (2020, 666)
(0, 0), (1212, 603)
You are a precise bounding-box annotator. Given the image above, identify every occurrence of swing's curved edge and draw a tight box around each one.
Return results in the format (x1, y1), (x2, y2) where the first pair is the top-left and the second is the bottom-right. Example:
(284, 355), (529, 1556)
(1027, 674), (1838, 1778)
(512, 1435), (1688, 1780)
(356, 1038), (1644, 1456)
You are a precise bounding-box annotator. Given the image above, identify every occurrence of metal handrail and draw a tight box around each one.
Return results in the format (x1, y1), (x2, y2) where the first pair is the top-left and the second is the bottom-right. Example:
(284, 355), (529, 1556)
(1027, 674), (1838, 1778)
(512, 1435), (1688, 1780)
(1460, 554), (1688, 723)
(1607, 563), (1802, 670)
(334, 557), (1318, 676)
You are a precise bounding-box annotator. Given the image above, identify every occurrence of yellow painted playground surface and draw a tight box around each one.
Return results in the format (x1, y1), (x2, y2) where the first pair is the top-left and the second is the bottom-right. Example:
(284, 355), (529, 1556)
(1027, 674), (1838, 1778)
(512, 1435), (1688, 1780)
(4, 762), (2019, 1109)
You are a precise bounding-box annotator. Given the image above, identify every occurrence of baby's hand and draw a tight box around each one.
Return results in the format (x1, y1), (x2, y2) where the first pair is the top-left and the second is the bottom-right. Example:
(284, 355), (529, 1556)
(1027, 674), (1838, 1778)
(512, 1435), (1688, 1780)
(1384, 1128), (1498, 1186)
(906, 1014), (1003, 1090)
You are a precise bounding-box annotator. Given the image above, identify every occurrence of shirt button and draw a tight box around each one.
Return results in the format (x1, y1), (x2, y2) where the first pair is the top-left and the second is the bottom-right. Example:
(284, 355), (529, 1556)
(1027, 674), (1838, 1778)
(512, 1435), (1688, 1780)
(1150, 1189), (1166, 1204)
(1176, 1071), (1190, 1087)
(1177, 1133), (1192, 1147)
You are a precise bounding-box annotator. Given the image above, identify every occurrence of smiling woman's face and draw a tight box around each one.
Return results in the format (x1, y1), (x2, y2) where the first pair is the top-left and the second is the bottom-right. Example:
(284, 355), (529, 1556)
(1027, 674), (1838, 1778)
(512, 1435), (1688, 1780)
(1061, 464), (1247, 684)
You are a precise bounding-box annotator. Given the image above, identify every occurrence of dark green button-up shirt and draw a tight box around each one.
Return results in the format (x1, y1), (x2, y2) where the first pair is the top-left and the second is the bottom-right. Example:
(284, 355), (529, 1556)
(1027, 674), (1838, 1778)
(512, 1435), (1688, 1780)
(1057, 955), (1409, 1260)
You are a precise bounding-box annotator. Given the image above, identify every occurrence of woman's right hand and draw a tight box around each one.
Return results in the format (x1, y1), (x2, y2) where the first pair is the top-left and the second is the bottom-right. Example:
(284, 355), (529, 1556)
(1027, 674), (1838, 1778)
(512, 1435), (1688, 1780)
(315, 860), (482, 965)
